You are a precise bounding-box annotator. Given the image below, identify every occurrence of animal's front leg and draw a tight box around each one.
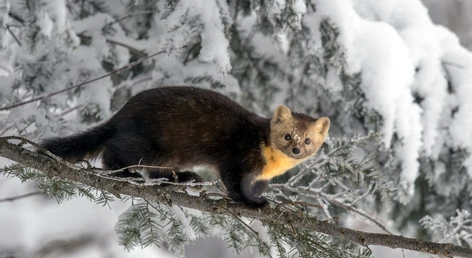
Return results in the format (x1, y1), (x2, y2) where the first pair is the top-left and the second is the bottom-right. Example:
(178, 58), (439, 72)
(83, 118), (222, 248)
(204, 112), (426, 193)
(251, 180), (269, 197)
(240, 173), (269, 208)
(218, 163), (269, 208)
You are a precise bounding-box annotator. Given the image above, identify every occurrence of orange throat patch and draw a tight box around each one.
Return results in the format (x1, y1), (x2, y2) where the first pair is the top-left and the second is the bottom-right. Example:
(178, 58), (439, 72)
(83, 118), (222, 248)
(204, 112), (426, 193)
(257, 146), (304, 181)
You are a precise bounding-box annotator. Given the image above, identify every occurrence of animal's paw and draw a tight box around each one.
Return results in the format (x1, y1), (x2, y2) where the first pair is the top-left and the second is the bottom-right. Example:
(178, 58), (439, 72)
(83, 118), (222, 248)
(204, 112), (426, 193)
(228, 192), (270, 209)
(244, 197), (270, 209)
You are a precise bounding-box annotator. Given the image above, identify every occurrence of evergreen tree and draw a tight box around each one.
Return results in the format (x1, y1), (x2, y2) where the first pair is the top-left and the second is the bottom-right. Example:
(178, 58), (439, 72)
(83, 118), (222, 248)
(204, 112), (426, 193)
(1, 0), (472, 257)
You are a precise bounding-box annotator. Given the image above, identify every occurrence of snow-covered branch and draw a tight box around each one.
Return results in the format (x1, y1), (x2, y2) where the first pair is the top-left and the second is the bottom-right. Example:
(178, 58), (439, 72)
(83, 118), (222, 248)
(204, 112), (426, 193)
(1, 136), (471, 258)
(0, 41), (201, 112)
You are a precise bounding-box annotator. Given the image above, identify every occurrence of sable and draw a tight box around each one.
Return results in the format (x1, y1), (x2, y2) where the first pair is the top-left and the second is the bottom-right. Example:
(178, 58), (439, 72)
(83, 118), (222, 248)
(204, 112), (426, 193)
(40, 86), (330, 208)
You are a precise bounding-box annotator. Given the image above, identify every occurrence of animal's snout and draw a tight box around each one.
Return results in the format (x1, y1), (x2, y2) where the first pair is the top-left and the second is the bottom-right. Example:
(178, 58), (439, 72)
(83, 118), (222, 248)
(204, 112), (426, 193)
(292, 148), (300, 154)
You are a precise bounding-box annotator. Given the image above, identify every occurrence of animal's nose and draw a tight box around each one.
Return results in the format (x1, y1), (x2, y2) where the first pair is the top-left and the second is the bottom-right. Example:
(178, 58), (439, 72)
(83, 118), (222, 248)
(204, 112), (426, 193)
(292, 148), (300, 154)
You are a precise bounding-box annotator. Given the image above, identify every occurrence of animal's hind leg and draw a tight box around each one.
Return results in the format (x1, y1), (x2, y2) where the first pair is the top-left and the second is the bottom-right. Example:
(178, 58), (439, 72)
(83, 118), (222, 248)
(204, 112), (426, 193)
(100, 125), (161, 178)
(102, 145), (203, 183)
(101, 141), (149, 178)
(99, 119), (203, 183)
(101, 129), (202, 183)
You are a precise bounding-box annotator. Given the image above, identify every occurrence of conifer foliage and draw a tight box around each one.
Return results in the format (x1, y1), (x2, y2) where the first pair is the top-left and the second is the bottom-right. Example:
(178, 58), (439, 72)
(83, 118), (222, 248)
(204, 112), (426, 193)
(1, 0), (472, 257)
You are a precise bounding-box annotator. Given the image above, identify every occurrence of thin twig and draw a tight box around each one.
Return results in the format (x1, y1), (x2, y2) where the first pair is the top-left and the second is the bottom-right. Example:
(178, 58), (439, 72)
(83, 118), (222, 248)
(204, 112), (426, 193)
(114, 75), (153, 91)
(328, 198), (392, 234)
(219, 206), (261, 237)
(0, 41), (201, 112)
(0, 191), (42, 203)
(105, 38), (146, 56)
(6, 25), (21, 46)
(8, 11), (24, 24)
(5, 24), (23, 28)
(17, 120), (34, 135)
(95, 164), (174, 175)
(58, 105), (83, 117)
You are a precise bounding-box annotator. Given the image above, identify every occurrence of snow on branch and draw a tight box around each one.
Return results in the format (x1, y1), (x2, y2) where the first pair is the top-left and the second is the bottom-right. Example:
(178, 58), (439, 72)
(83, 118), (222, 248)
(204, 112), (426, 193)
(0, 136), (471, 258)
(0, 41), (201, 112)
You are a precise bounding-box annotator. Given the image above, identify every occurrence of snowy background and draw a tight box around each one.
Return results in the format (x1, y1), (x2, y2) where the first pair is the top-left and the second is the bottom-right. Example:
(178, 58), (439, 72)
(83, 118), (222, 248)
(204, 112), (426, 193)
(1, 0), (472, 257)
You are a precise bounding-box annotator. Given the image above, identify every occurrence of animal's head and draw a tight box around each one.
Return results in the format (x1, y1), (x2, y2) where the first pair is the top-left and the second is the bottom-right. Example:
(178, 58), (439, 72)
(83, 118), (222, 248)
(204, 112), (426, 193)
(270, 105), (330, 160)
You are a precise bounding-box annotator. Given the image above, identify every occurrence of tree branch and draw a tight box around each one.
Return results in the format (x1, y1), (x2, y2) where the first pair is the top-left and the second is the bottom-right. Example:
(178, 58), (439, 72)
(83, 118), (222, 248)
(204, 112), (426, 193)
(0, 41), (201, 112)
(0, 136), (471, 258)
(0, 191), (42, 203)
(6, 24), (22, 46)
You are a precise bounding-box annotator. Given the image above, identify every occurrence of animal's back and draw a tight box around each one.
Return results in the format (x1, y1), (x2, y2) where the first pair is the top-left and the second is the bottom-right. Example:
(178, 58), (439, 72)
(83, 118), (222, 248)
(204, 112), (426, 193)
(110, 86), (268, 168)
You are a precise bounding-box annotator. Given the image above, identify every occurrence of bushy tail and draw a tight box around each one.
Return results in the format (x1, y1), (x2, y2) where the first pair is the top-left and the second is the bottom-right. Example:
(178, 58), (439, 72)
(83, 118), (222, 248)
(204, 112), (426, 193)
(39, 123), (114, 163)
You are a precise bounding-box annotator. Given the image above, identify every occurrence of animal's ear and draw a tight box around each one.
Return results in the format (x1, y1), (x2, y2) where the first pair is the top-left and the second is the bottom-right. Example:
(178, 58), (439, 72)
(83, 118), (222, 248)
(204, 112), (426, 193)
(313, 117), (330, 136)
(272, 105), (292, 124)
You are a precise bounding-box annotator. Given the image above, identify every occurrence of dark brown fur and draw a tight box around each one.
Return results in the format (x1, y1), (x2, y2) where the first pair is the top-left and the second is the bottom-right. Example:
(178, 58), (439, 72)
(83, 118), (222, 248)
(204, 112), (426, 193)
(40, 86), (330, 208)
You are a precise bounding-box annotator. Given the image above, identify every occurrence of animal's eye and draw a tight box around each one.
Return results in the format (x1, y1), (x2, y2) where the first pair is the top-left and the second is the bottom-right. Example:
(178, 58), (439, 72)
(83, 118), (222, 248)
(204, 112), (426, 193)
(305, 138), (311, 145)
(284, 134), (291, 140)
